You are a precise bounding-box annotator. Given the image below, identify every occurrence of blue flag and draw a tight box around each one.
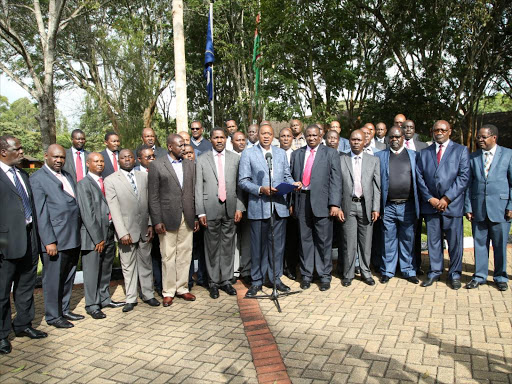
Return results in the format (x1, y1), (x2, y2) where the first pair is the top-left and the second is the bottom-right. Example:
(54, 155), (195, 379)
(204, 10), (214, 102)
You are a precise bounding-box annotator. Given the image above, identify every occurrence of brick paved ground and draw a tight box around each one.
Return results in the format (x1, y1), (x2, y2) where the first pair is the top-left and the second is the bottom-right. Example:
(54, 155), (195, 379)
(0, 248), (511, 383)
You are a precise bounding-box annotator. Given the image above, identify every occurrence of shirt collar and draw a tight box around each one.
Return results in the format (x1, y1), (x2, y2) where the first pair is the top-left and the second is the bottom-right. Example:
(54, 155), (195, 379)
(483, 145), (497, 156)
(88, 172), (102, 181)
(390, 146), (405, 155)
(191, 137), (202, 145)
(306, 145), (318, 152)
(168, 154), (182, 164)
(350, 151), (362, 159)
(0, 161), (14, 174)
(72, 147), (84, 155)
(45, 163), (61, 176)
(436, 139), (450, 150)
(121, 168), (135, 177)
(106, 148), (118, 157)
(213, 149), (226, 157)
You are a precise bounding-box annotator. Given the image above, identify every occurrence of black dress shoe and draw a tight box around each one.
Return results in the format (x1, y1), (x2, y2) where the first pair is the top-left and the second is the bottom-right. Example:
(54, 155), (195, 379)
(15, 327), (48, 339)
(0, 338), (12, 354)
(355, 267), (361, 275)
(210, 286), (220, 299)
(380, 276), (390, 284)
(450, 279), (461, 290)
(364, 278), (376, 286)
(88, 310), (106, 320)
(342, 279), (352, 287)
(63, 312), (85, 321)
(300, 281), (311, 290)
(465, 279), (483, 289)
(122, 303), (137, 312)
(144, 298), (160, 306)
(220, 284), (237, 296)
(230, 277), (238, 284)
(275, 282), (291, 292)
(416, 269), (425, 276)
(245, 285), (262, 298)
(284, 269), (297, 280)
(240, 276), (252, 285)
(319, 282), (330, 291)
(421, 276), (440, 287)
(407, 276), (420, 284)
(496, 282), (508, 291)
(50, 318), (74, 328)
(104, 300), (125, 308)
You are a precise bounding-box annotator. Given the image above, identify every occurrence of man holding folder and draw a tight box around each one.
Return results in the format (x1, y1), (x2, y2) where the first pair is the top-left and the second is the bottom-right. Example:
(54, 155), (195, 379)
(290, 125), (342, 291)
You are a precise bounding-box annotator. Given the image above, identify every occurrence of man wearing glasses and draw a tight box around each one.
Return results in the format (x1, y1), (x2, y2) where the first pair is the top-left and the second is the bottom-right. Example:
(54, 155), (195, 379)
(416, 120), (469, 290)
(190, 121), (212, 157)
(464, 125), (512, 292)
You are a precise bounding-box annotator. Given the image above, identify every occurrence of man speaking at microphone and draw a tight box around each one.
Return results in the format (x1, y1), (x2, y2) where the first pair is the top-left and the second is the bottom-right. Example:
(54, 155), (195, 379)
(238, 124), (301, 297)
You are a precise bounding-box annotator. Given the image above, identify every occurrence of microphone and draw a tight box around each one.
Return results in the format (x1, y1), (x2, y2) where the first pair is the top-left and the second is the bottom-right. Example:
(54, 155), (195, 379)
(265, 152), (273, 171)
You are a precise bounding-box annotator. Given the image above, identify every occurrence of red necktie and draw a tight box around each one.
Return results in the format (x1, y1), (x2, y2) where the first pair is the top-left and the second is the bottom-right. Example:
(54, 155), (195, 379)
(405, 140), (410, 149)
(437, 144), (443, 164)
(217, 153), (226, 202)
(112, 152), (118, 171)
(302, 149), (316, 187)
(98, 177), (111, 220)
(76, 152), (84, 182)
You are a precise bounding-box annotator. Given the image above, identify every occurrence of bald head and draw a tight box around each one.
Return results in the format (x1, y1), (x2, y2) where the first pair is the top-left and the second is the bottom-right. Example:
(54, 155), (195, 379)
(45, 144), (66, 173)
(178, 131), (190, 145)
(394, 114), (406, 127)
(141, 128), (156, 147)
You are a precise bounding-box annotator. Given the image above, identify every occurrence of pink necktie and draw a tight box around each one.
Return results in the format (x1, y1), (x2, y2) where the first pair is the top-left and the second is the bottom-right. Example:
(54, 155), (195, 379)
(217, 153), (226, 202)
(112, 152), (118, 171)
(56, 173), (75, 197)
(302, 149), (316, 187)
(76, 152), (84, 181)
(405, 140), (410, 149)
(437, 144), (443, 164)
(353, 156), (363, 197)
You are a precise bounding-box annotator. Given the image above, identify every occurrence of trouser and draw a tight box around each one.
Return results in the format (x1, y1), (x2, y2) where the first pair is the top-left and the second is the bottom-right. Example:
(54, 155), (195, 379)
(119, 239), (154, 303)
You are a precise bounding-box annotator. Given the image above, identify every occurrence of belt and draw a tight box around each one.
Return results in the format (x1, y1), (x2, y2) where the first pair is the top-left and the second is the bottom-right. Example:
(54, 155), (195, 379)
(300, 189), (310, 194)
(387, 199), (409, 205)
(352, 197), (363, 202)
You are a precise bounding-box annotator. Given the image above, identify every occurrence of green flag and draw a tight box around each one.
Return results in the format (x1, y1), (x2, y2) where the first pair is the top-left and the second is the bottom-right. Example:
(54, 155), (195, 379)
(252, 13), (261, 104)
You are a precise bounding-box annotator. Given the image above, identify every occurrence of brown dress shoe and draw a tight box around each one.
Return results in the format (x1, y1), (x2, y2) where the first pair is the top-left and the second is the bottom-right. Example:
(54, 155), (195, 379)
(162, 297), (174, 307)
(176, 292), (196, 301)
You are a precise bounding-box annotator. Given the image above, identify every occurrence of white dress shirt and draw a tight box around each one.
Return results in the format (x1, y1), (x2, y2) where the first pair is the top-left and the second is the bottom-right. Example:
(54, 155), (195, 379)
(435, 139), (451, 162)
(404, 138), (416, 151)
(213, 149), (226, 177)
(106, 148), (119, 169)
(87, 171), (103, 190)
(168, 154), (183, 187)
(482, 144), (497, 168)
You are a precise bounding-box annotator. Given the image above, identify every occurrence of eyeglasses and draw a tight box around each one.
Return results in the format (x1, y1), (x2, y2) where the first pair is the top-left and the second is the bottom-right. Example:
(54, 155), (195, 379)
(389, 135), (403, 139)
(142, 155), (155, 160)
(190, 127), (201, 131)
(476, 135), (494, 140)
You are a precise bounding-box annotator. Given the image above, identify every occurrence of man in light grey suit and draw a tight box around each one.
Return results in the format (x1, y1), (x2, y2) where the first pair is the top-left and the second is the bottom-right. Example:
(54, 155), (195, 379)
(196, 128), (245, 299)
(239, 124), (301, 297)
(77, 152), (125, 320)
(337, 130), (381, 286)
(464, 125), (512, 292)
(62, 129), (89, 182)
(290, 125), (342, 291)
(105, 149), (159, 311)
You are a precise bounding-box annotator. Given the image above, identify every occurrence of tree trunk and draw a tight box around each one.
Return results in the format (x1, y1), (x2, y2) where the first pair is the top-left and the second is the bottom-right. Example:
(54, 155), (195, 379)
(172, 0), (188, 132)
(36, 92), (57, 151)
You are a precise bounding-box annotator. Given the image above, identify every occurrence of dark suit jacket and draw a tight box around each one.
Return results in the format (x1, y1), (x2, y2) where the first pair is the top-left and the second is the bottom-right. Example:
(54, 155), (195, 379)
(0, 167), (39, 259)
(339, 152), (381, 221)
(100, 149), (119, 178)
(375, 149), (420, 218)
(30, 166), (81, 251)
(416, 141), (470, 217)
(464, 145), (512, 223)
(76, 174), (111, 251)
(405, 138), (428, 152)
(148, 156), (196, 231)
(62, 147), (90, 182)
(290, 144), (342, 217)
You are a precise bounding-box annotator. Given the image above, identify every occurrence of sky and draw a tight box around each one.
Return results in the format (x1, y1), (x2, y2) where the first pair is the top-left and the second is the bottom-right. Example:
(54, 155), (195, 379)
(0, 73), (85, 128)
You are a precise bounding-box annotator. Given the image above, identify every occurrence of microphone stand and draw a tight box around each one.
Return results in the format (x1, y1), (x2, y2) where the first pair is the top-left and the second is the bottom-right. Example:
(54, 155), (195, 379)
(246, 154), (300, 313)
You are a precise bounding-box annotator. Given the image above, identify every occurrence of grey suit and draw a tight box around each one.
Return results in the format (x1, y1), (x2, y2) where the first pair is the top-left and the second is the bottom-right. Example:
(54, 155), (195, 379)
(195, 150), (245, 287)
(77, 173), (116, 313)
(105, 170), (155, 303)
(62, 147), (89, 182)
(31, 166), (81, 324)
(290, 144), (342, 283)
(374, 141), (387, 151)
(338, 153), (381, 280)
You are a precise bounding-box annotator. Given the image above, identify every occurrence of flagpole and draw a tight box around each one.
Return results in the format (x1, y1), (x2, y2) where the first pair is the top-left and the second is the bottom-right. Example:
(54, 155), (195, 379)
(210, 1), (215, 131)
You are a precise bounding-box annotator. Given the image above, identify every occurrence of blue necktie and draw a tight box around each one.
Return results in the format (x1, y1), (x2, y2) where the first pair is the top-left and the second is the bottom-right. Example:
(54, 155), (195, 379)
(9, 167), (32, 220)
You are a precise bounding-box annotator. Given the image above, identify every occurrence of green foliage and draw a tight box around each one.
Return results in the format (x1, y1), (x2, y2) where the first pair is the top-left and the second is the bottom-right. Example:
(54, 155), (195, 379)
(478, 94), (512, 114)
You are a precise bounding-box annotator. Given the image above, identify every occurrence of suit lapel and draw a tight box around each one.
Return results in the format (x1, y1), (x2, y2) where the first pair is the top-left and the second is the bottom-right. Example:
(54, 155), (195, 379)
(344, 154), (354, 180)
(297, 148), (306, 178)
(0, 167), (21, 197)
(87, 174), (107, 203)
(487, 145), (501, 178)
(206, 152), (219, 181)
(310, 145), (323, 177)
(255, 146), (268, 170)
(437, 141), (453, 170)
(119, 171), (137, 199)
(163, 157), (181, 188)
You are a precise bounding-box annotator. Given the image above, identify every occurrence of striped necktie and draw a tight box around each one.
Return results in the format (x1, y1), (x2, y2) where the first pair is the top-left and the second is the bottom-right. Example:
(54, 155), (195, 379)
(9, 168), (32, 220)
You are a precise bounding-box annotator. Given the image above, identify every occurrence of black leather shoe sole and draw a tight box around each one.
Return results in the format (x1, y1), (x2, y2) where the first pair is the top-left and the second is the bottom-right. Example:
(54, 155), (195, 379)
(319, 283), (330, 291)
(144, 298), (160, 306)
(0, 339), (12, 354)
(104, 301), (126, 308)
(450, 279), (461, 290)
(465, 280), (483, 289)
(220, 285), (237, 295)
(300, 281), (311, 290)
(122, 303), (137, 312)
(50, 319), (74, 328)
(342, 279), (352, 287)
(496, 282), (508, 291)
(380, 276), (390, 284)
(275, 283), (291, 293)
(210, 288), (220, 299)
(407, 276), (420, 284)
(88, 310), (107, 320)
(364, 278), (376, 286)
(63, 312), (85, 321)
(421, 277), (440, 287)
(245, 285), (262, 297)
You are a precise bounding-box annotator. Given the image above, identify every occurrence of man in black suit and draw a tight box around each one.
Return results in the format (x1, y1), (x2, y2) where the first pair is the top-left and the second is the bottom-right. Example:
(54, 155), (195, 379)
(31, 144), (82, 328)
(63, 129), (89, 182)
(290, 125), (342, 291)
(0, 135), (47, 354)
(77, 152), (125, 319)
(134, 128), (167, 165)
(100, 131), (121, 178)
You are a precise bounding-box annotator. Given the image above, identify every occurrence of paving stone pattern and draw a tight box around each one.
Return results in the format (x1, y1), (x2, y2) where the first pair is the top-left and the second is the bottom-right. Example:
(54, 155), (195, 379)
(0, 248), (511, 384)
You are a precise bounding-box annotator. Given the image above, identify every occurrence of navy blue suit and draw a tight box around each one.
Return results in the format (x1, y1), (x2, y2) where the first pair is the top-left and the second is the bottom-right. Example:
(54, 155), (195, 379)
(375, 149), (420, 278)
(416, 141), (470, 280)
(464, 145), (512, 283)
(338, 138), (351, 153)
